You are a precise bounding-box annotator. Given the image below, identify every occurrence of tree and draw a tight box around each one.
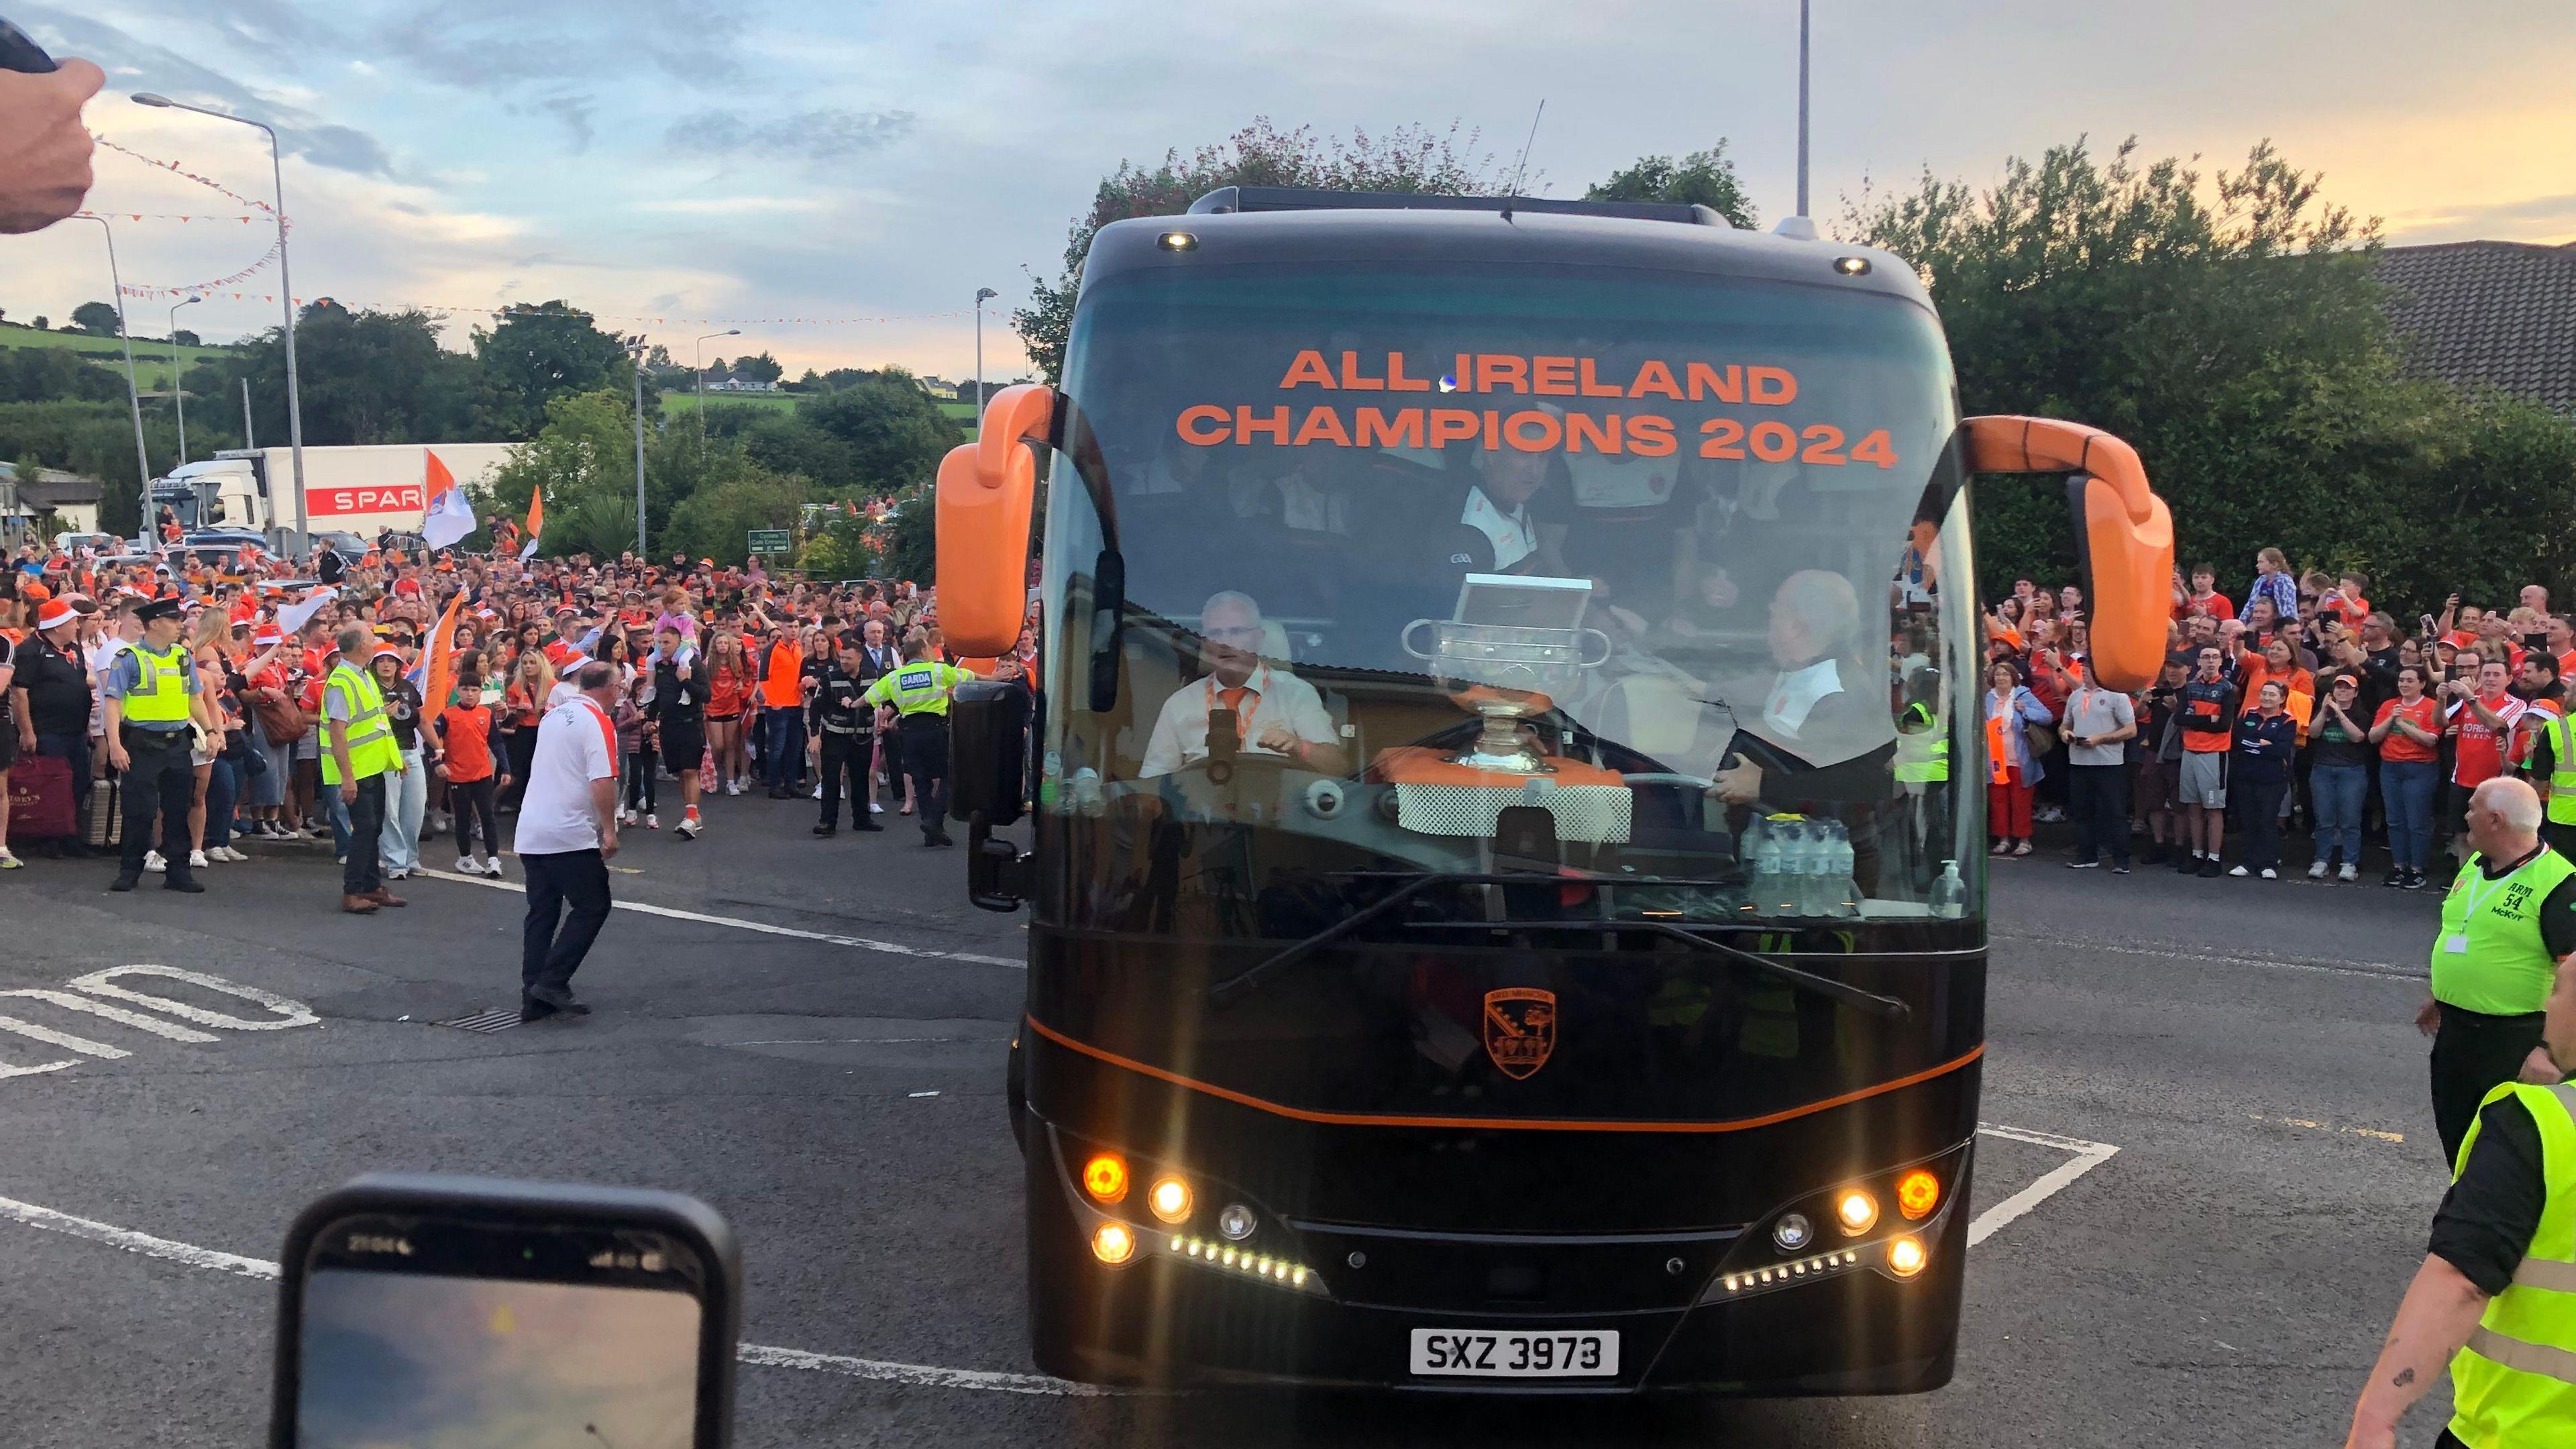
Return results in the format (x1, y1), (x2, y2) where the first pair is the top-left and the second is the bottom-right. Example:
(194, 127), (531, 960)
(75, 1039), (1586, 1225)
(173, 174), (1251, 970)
(1587, 143), (1758, 227)
(1841, 136), (2576, 614)
(2, 347), (124, 405)
(485, 389), (642, 558)
(798, 368), (959, 494)
(30, 317), (46, 331)
(70, 301), (121, 337)
(170, 329), (201, 348)
(211, 301), (478, 447)
(663, 458), (809, 565)
(1015, 118), (1513, 381)
(731, 351), (784, 384)
(873, 481), (936, 585)
(739, 412), (859, 494)
(471, 301), (633, 440)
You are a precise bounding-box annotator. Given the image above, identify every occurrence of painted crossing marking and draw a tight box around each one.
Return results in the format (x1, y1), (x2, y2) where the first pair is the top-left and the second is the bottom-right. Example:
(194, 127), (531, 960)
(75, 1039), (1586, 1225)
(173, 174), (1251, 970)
(1971, 1122), (2120, 1246)
(415, 869), (1024, 969)
(0, 1194), (1105, 1395)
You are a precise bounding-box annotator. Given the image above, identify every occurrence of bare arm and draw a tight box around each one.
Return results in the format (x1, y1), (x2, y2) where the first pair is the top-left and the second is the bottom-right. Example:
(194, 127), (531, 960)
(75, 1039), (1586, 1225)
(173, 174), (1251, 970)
(589, 774), (621, 859)
(2342, 1254), (2489, 1449)
(2469, 696), (2514, 730)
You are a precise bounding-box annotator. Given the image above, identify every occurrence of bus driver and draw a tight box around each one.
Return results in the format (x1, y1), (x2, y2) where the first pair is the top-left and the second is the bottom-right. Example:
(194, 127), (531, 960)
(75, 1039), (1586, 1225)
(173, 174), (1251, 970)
(1140, 591), (1350, 779)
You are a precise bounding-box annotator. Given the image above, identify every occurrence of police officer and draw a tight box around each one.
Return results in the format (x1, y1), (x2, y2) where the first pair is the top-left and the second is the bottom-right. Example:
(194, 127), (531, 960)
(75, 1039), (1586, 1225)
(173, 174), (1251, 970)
(808, 635), (883, 838)
(101, 596), (204, 893)
(861, 629), (970, 848)
(2417, 776), (2576, 1167)
(321, 622), (403, 914)
(2343, 900), (2575, 1449)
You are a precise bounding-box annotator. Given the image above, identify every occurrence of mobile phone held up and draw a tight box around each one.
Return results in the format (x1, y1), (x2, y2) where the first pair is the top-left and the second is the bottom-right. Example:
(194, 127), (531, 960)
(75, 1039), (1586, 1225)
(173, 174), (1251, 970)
(0, 15), (57, 72)
(272, 1175), (741, 1449)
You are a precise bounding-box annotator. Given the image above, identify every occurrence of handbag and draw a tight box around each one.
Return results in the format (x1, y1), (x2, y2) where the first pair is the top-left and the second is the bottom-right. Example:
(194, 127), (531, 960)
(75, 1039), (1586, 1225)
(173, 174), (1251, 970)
(7, 754), (78, 838)
(2024, 718), (2059, 755)
(254, 689), (307, 747)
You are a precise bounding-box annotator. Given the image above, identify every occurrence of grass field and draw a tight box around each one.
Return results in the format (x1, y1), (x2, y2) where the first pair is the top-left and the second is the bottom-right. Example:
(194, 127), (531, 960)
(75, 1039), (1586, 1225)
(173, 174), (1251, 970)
(0, 323), (240, 392)
(660, 390), (981, 433)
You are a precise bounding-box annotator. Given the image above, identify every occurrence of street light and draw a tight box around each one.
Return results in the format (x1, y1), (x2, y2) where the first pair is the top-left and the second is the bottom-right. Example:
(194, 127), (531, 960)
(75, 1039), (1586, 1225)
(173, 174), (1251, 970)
(973, 286), (998, 425)
(133, 92), (310, 557)
(168, 294), (201, 466)
(625, 335), (649, 557)
(62, 214), (152, 540)
(694, 329), (739, 451)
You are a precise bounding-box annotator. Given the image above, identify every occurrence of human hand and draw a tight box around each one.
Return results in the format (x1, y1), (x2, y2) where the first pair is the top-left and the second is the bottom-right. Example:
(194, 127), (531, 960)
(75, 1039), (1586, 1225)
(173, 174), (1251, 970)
(600, 830), (620, 862)
(2415, 998), (2440, 1036)
(1710, 757), (1764, 806)
(2518, 1046), (2564, 1085)
(0, 58), (105, 235)
(338, 780), (358, 804)
(1254, 724), (1297, 755)
(107, 740), (129, 771)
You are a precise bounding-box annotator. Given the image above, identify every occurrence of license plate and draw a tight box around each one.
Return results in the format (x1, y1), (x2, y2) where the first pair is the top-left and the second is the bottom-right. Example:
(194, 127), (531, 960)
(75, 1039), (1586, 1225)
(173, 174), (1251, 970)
(1409, 1328), (1619, 1378)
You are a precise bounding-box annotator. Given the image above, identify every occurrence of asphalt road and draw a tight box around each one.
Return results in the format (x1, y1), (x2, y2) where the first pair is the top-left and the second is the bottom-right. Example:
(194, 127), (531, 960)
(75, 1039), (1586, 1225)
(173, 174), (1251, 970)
(0, 798), (2459, 1448)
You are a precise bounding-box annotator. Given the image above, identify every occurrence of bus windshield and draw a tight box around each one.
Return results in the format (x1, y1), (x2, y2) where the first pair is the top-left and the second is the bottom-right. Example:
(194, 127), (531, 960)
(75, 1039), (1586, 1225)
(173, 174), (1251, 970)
(1038, 260), (1987, 934)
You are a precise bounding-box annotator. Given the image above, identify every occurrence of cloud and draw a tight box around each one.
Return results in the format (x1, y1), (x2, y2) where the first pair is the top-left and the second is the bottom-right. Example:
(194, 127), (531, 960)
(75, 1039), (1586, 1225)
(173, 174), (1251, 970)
(664, 107), (918, 162)
(537, 95), (598, 152)
(374, 0), (753, 93)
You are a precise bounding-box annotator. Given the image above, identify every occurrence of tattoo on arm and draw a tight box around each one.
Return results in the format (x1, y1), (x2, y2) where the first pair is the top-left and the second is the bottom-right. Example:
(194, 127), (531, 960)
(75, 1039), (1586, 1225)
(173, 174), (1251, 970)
(2392, 1367), (2416, 1388)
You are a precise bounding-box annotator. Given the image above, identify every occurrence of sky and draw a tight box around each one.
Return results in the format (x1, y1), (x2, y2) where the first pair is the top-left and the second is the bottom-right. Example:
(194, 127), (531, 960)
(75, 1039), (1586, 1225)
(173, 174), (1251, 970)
(8, 1), (2572, 385)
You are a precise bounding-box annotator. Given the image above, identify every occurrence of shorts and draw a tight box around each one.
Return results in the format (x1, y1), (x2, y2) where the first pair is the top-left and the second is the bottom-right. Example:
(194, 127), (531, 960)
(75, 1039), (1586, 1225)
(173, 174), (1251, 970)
(2135, 757), (2178, 815)
(660, 719), (705, 769)
(706, 712), (741, 724)
(2178, 751), (2229, 808)
(0, 725), (15, 771)
(2445, 781), (2479, 838)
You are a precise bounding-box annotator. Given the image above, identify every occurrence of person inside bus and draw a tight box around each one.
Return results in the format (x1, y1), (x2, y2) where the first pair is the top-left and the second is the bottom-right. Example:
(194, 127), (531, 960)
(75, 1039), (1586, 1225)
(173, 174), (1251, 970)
(1139, 591), (1348, 779)
(1707, 568), (1898, 812)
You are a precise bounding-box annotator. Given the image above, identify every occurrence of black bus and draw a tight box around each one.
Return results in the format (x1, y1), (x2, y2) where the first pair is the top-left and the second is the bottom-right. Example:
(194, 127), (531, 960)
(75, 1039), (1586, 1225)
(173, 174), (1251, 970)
(934, 187), (2171, 1394)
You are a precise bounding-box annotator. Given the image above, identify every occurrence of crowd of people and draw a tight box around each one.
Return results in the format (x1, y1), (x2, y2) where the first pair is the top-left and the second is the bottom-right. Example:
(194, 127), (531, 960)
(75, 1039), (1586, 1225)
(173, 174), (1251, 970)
(1980, 549), (2576, 887)
(0, 533), (1044, 892)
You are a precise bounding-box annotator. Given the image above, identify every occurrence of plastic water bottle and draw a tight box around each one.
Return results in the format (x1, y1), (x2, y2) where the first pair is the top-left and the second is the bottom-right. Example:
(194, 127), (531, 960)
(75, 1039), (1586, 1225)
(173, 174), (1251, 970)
(1825, 822), (1858, 918)
(1931, 860), (1968, 920)
(1740, 818), (1772, 917)
(1780, 821), (1816, 916)
(1070, 767), (1106, 818)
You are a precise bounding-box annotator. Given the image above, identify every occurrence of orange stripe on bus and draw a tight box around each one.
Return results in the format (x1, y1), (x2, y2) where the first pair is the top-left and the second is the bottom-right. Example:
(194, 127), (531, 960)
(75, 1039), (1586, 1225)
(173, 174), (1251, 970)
(1022, 1016), (1983, 1134)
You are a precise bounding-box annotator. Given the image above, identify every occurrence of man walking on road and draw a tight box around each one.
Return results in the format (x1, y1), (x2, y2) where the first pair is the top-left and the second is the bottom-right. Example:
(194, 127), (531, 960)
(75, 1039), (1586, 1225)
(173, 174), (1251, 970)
(2343, 916), (2573, 1449)
(2417, 777), (2576, 1167)
(863, 629), (969, 848)
(322, 624), (402, 914)
(513, 661), (621, 1022)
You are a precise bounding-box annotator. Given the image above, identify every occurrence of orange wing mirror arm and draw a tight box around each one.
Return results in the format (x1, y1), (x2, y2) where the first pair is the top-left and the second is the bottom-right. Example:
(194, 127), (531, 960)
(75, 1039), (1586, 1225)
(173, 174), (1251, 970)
(1960, 416), (2175, 692)
(934, 383), (1058, 656)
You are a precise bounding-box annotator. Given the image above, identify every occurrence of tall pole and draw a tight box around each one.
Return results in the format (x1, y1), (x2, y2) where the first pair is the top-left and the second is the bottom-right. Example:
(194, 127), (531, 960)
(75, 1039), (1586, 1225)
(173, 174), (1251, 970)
(133, 95), (308, 557)
(629, 337), (648, 557)
(67, 215), (151, 539)
(168, 295), (201, 465)
(1796, 0), (1811, 218)
(973, 286), (998, 423)
(693, 329), (738, 453)
(241, 378), (256, 451)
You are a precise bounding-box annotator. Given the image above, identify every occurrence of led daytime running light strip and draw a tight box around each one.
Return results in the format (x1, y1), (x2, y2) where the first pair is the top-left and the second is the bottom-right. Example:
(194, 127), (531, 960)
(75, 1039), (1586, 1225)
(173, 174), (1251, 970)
(1721, 1249), (1866, 1294)
(1167, 1234), (1320, 1292)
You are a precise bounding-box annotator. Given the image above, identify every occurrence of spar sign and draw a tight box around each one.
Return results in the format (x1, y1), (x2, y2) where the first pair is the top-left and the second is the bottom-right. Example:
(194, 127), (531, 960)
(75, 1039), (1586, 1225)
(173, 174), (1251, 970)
(308, 484), (426, 517)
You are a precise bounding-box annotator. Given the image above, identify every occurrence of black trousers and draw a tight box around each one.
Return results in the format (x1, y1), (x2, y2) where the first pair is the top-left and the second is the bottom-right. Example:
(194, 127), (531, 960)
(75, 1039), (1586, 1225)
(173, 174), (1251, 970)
(818, 730), (874, 826)
(2430, 1004), (2546, 1169)
(521, 849), (611, 1001)
(900, 716), (950, 841)
(341, 772), (386, 896)
(2234, 775), (2290, 869)
(2067, 763), (2131, 865)
(450, 777), (500, 857)
(117, 729), (195, 881)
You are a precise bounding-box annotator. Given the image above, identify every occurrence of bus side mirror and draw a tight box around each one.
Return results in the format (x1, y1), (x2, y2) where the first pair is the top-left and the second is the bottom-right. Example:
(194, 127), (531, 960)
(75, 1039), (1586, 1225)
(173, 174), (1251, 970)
(949, 678), (1030, 828)
(1960, 415), (2174, 692)
(935, 384), (1056, 656)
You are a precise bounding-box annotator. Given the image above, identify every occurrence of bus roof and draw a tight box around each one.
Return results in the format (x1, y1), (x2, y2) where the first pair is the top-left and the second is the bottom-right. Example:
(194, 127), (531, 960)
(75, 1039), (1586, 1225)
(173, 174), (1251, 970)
(1085, 197), (1933, 312)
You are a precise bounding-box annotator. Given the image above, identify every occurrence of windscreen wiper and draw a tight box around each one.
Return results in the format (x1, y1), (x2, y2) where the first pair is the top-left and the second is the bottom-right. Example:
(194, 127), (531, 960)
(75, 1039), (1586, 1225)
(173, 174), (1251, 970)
(1207, 874), (1909, 1020)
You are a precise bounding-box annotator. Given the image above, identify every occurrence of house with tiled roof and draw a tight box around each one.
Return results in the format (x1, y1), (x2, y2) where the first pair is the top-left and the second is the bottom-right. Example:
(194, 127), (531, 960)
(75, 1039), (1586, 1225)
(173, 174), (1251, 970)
(2376, 239), (2576, 413)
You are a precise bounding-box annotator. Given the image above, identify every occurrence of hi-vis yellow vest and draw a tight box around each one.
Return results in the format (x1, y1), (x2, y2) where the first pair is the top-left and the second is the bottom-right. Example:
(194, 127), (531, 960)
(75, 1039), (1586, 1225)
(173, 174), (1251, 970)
(2449, 1080), (2576, 1449)
(120, 643), (194, 725)
(2432, 849), (2576, 1017)
(319, 663), (397, 785)
(2546, 713), (2576, 827)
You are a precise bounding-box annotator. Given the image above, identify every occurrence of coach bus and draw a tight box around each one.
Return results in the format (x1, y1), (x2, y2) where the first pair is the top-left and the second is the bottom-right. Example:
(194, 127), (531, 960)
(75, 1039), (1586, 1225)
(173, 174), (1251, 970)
(934, 186), (2171, 1393)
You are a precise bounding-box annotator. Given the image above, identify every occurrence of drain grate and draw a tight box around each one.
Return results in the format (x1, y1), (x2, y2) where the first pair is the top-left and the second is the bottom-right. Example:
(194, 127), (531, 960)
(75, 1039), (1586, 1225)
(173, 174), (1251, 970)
(434, 1008), (522, 1034)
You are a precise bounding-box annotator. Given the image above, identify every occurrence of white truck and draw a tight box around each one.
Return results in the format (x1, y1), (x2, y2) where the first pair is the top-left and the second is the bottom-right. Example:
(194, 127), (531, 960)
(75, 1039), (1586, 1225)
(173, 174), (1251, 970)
(150, 442), (517, 555)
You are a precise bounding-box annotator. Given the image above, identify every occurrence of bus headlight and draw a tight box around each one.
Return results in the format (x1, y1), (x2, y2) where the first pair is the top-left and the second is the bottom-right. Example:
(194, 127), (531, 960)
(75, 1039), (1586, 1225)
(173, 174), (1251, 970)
(1217, 1202), (1257, 1240)
(1148, 1175), (1194, 1224)
(1886, 1235), (1927, 1278)
(1835, 1189), (1879, 1236)
(1896, 1169), (1940, 1220)
(1771, 1212), (1813, 1252)
(1081, 1153), (1128, 1204)
(1091, 1222), (1136, 1266)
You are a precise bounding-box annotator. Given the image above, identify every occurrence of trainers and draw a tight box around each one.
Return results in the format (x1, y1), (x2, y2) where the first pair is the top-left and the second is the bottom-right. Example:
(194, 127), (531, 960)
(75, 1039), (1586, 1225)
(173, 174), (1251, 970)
(2178, 852), (2202, 873)
(2067, 859), (2099, 869)
(2227, 864), (2249, 877)
(2111, 863), (2131, 875)
(483, 859), (504, 879)
(643, 812), (658, 830)
(2308, 860), (2330, 879)
(144, 850), (166, 873)
(0, 849), (19, 870)
(617, 806), (635, 826)
(2383, 869), (2406, 888)
(457, 856), (479, 874)
(214, 846), (248, 863)
(869, 801), (885, 814)
(2259, 867), (2278, 880)
(189, 849), (209, 869)
(2404, 868), (2428, 891)
(676, 813), (700, 840)
(2338, 863), (2359, 883)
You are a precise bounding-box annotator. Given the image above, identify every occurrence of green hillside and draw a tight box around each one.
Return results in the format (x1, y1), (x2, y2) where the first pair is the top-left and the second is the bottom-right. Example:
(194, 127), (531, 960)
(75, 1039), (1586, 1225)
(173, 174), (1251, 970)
(660, 390), (798, 416)
(0, 322), (240, 392)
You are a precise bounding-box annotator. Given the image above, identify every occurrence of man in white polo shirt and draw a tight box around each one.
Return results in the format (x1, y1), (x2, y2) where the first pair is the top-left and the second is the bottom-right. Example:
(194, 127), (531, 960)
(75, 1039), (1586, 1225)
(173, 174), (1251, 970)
(1140, 591), (1346, 779)
(512, 660), (621, 1022)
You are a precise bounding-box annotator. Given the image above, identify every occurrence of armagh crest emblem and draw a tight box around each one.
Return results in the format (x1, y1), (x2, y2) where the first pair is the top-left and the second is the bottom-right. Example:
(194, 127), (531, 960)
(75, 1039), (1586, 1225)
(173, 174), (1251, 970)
(1483, 987), (1557, 1079)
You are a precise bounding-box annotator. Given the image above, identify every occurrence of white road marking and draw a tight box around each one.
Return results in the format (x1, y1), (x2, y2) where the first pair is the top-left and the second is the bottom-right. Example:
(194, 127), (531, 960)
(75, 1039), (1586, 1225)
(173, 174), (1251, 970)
(68, 966), (321, 1030)
(1971, 1122), (2120, 1246)
(415, 869), (1024, 969)
(0, 990), (221, 1043)
(0, 1192), (1104, 1395)
(1992, 928), (2422, 982)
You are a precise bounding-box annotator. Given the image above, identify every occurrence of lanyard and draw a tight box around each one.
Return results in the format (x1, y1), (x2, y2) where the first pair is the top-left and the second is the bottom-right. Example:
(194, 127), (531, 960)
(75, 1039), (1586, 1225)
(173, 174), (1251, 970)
(2458, 849), (2544, 921)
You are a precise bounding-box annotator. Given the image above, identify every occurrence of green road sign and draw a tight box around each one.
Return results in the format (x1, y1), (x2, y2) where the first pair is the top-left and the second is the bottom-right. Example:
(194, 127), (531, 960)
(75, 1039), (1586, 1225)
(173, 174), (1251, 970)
(747, 529), (792, 554)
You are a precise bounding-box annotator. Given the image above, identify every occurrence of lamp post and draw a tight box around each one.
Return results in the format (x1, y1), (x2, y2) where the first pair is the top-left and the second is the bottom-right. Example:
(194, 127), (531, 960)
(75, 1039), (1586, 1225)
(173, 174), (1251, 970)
(973, 286), (998, 425)
(63, 214), (151, 539)
(241, 378), (256, 450)
(133, 93), (309, 557)
(626, 335), (649, 557)
(168, 295), (201, 465)
(694, 329), (740, 452)
(1795, 0), (1811, 219)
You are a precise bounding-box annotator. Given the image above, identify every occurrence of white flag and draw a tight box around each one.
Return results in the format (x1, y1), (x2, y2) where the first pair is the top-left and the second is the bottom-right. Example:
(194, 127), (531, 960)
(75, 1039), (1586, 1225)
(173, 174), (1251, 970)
(421, 449), (477, 551)
(276, 586), (337, 635)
